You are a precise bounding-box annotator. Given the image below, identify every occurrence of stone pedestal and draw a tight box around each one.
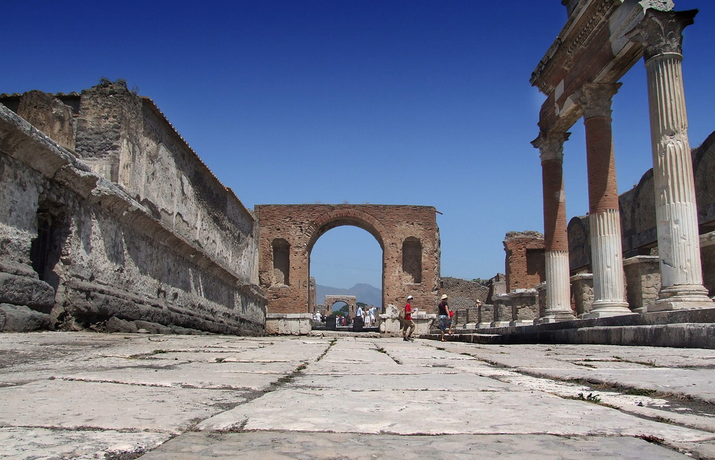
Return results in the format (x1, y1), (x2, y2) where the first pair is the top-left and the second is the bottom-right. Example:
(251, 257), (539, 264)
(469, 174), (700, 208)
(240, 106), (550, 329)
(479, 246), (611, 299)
(477, 303), (493, 329)
(491, 294), (511, 328)
(379, 305), (402, 334)
(266, 313), (313, 335)
(570, 273), (594, 317)
(509, 289), (539, 326)
(623, 255), (660, 313)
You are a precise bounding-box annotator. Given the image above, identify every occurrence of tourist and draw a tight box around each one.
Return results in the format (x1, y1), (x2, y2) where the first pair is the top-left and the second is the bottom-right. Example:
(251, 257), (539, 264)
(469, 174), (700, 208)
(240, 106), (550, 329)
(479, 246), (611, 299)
(402, 295), (415, 341)
(369, 305), (376, 327)
(437, 294), (451, 342)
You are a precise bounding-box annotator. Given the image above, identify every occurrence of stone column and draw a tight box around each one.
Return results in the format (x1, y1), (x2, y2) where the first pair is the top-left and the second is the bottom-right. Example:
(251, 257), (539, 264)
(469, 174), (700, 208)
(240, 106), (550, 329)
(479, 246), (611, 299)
(532, 132), (575, 323)
(575, 83), (631, 318)
(629, 9), (713, 311)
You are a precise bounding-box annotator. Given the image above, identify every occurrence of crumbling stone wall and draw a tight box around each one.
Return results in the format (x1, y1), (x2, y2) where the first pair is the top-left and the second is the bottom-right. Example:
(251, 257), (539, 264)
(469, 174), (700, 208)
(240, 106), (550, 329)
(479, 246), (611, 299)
(0, 82), (265, 333)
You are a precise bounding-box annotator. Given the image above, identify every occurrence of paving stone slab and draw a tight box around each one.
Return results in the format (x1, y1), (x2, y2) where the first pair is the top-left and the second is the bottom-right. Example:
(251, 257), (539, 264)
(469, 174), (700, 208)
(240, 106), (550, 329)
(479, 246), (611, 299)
(44, 360), (295, 390)
(0, 427), (169, 460)
(138, 431), (693, 460)
(0, 379), (244, 432)
(196, 387), (712, 443)
(294, 372), (514, 392)
(523, 368), (715, 403)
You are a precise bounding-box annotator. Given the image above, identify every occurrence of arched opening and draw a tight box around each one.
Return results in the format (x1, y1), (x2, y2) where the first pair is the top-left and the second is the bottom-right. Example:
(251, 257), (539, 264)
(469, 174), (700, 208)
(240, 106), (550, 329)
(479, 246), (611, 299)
(332, 301), (349, 315)
(310, 226), (383, 313)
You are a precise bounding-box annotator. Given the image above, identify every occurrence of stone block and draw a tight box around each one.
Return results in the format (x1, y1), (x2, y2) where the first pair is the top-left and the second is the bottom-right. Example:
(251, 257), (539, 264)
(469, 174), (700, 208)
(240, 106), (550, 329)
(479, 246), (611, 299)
(0, 303), (50, 331)
(623, 255), (660, 313)
(265, 313), (312, 335)
(0, 272), (55, 312)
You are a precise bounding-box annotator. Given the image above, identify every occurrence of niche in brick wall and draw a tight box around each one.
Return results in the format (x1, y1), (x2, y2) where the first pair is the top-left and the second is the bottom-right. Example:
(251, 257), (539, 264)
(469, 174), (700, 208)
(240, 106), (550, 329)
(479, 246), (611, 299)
(272, 238), (290, 286)
(402, 237), (422, 284)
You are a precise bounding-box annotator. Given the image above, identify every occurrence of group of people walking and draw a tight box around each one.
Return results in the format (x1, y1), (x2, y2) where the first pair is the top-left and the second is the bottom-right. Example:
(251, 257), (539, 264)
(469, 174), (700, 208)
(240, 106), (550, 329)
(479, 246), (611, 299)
(355, 305), (377, 327)
(401, 293), (453, 342)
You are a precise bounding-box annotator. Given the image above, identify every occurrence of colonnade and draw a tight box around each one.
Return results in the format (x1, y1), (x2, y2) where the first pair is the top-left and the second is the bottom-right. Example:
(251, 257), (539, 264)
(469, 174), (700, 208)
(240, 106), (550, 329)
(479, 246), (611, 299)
(535, 9), (713, 323)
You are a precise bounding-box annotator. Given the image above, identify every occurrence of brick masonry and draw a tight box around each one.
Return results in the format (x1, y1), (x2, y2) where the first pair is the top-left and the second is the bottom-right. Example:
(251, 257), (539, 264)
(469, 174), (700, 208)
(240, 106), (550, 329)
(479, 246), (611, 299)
(255, 204), (440, 314)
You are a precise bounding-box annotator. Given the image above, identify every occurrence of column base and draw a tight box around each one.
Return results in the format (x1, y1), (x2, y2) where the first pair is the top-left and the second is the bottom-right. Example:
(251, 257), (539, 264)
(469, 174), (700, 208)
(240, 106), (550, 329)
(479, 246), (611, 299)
(651, 284), (714, 312)
(582, 301), (633, 319)
(536, 310), (576, 324)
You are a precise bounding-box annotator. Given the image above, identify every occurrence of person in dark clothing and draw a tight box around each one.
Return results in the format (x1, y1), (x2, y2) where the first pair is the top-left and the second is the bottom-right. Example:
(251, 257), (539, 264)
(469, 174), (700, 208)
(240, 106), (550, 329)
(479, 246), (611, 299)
(437, 294), (451, 342)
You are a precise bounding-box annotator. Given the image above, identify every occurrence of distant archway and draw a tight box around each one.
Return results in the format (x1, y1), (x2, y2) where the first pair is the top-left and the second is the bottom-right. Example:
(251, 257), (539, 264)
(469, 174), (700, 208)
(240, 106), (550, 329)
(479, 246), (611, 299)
(325, 295), (357, 317)
(255, 204), (440, 315)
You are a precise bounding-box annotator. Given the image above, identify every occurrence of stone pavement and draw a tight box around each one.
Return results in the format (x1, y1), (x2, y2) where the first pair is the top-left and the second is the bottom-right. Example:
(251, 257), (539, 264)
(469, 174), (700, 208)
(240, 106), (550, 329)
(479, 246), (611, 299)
(1, 332), (714, 459)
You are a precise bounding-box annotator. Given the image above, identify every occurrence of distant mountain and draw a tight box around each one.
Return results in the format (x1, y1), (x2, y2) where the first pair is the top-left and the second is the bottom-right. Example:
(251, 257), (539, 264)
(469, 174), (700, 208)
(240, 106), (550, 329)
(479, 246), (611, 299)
(315, 283), (382, 308)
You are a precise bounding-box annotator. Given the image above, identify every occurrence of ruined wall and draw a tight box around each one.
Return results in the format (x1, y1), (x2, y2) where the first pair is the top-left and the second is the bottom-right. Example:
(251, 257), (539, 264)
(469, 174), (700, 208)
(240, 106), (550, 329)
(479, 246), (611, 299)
(440, 276), (489, 326)
(74, 83), (258, 283)
(0, 83), (265, 333)
(503, 231), (545, 292)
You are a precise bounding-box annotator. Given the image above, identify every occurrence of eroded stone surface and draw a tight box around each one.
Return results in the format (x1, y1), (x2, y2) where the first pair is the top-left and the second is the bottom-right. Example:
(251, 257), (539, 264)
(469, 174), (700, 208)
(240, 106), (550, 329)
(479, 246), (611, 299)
(1, 332), (714, 459)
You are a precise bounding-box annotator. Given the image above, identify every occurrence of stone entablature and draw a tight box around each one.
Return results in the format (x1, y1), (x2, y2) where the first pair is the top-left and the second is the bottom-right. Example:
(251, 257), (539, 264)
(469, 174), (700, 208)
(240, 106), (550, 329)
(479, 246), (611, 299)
(0, 82), (265, 333)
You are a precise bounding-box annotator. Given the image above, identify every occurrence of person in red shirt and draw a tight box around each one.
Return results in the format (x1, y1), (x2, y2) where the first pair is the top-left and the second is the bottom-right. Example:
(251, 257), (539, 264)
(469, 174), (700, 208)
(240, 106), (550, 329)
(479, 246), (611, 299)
(402, 295), (415, 342)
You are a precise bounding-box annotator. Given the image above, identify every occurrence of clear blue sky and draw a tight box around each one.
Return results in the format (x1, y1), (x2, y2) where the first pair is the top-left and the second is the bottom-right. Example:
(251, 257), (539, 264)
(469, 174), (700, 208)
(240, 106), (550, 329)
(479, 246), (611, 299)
(4, 1), (714, 289)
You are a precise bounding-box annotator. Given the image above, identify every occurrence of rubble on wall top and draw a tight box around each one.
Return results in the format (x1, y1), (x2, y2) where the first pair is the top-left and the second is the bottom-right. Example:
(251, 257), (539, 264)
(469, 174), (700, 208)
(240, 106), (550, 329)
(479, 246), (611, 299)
(504, 230), (544, 240)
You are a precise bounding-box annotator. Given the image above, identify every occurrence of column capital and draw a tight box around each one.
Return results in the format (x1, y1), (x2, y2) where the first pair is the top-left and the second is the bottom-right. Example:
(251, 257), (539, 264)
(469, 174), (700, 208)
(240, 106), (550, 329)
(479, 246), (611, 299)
(627, 9), (697, 62)
(532, 131), (570, 163)
(574, 83), (621, 119)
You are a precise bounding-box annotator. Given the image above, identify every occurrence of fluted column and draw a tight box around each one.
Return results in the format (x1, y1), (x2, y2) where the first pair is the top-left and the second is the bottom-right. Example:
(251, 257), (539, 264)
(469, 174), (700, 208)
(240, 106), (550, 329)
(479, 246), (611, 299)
(532, 131), (575, 323)
(575, 83), (632, 318)
(628, 9), (712, 310)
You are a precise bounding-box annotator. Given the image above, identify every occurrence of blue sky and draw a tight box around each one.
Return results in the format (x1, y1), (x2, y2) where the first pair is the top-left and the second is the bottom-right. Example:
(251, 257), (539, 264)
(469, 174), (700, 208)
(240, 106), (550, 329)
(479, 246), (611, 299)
(4, 1), (714, 289)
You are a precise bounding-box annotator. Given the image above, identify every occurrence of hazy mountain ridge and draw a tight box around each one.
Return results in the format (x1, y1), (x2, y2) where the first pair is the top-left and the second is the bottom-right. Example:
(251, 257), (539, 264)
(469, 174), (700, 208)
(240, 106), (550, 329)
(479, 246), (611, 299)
(315, 283), (382, 307)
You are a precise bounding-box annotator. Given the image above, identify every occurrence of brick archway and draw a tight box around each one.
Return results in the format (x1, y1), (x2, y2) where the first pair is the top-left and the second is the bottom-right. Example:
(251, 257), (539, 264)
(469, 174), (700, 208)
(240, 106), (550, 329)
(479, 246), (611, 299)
(255, 204), (440, 315)
(324, 295), (357, 317)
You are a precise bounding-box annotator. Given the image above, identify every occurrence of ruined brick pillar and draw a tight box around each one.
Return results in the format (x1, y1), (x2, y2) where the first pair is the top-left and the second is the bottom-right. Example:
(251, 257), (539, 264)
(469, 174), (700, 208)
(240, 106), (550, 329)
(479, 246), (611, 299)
(575, 83), (631, 318)
(628, 9), (713, 311)
(533, 132), (575, 323)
